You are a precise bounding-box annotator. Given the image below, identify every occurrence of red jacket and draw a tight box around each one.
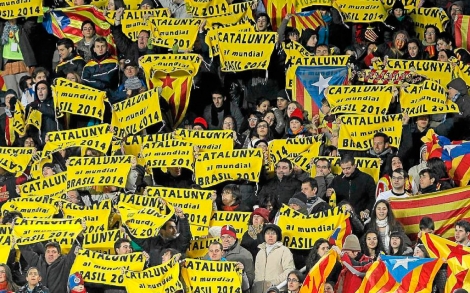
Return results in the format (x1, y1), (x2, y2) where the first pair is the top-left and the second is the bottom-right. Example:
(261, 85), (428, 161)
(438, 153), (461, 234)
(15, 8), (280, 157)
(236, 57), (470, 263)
(336, 253), (373, 293)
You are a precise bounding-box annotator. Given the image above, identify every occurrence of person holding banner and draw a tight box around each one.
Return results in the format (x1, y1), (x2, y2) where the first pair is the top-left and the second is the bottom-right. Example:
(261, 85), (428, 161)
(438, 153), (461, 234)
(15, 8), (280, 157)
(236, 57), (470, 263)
(258, 158), (301, 205)
(55, 38), (86, 78)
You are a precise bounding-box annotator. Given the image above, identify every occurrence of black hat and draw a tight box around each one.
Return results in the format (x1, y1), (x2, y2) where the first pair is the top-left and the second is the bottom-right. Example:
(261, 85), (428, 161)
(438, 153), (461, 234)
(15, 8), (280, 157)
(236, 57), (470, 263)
(277, 89), (290, 102)
(262, 224), (282, 242)
(123, 59), (139, 69)
(392, 0), (405, 11)
(288, 192), (308, 210)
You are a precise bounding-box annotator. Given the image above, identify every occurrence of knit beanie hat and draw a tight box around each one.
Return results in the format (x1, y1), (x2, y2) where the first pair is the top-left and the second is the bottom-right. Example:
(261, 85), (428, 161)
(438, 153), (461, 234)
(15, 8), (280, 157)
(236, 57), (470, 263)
(343, 235), (361, 251)
(140, 0), (155, 8)
(447, 77), (468, 95)
(220, 224), (237, 239)
(392, 0), (405, 11)
(251, 208), (270, 223)
(289, 108), (304, 122)
(193, 117), (208, 130)
(277, 89), (290, 101)
(288, 192), (308, 210)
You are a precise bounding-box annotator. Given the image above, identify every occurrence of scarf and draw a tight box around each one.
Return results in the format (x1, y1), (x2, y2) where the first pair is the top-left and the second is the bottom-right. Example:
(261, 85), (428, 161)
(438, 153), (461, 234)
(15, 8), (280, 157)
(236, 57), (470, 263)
(2, 22), (18, 45)
(247, 224), (263, 239)
(396, 15), (405, 22)
(124, 77), (142, 90)
(222, 204), (239, 211)
(210, 102), (229, 127)
(287, 125), (305, 136)
(376, 219), (390, 254)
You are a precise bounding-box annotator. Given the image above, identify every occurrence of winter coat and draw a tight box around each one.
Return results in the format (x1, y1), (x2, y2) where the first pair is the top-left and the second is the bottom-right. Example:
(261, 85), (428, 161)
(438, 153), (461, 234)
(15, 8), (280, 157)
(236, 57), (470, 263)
(203, 102), (244, 131)
(383, 15), (415, 43)
(329, 168), (376, 215)
(25, 96), (62, 143)
(16, 283), (50, 293)
(81, 52), (119, 91)
(55, 53), (86, 78)
(257, 174), (301, 205)
(252, 242), (295, 293)
(315, 173), (335, 200)
(240, 228), (264, 261)
(18, 241), (80, 293)
(224, 241), (255, 287)
(336, 253), (373, 293)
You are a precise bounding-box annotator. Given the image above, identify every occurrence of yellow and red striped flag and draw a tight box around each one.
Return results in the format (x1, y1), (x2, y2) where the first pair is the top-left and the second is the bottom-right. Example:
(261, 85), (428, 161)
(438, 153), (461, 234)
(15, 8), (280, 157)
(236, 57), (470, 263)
(299, 249), (338, 293)
(262, 0), (296, 31)
(390, 186), (470, 240)
(420, 233), (470, 293)
(455, 15), (470, 51)
(291, 10), (325, 32)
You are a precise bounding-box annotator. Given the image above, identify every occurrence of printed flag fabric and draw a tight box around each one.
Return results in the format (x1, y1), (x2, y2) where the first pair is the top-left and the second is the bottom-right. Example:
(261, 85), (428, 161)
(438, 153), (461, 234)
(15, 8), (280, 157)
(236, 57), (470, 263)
(299, 249), (338, 293)
(390, 186), (470, 240)
(262, 0), (296, 31)
(420, 233), (470, 293)
(455, 15), (470, 51)
(357, 255), (443, 293)
(291, 10), (325, 32)
(293, 65), (349, 118)
(328, 217), (351, 248)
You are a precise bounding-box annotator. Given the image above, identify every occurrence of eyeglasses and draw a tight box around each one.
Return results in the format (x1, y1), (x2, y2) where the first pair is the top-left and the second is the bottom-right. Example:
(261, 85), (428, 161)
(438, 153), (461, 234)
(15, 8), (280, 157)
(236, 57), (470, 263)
(287, 278), (299, 283)
(248, 118), (258, 122)
(392, 176), (404, 180)
(257, 125), (268, 129)
(425, 32), (435, 36)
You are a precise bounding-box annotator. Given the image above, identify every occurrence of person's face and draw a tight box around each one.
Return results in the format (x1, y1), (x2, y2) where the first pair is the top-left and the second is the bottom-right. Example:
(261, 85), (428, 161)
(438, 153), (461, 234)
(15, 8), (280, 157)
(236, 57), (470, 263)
(287, 103), (297, 117)
(390, 236), (401, 249)
(321, 102), (330, 115)
(416, 116), (429, 129)
(115, 242), (132, 255)
(263, 112), (275, 126)
(168, 167), (182, 177)
(73, 0), (85, 5)
(366, 233), (378, 250)
(413, 246), (425, 258)
(212, 94), (224, 108)
(42, 166), (54, 177)
(288, 32), (299, 42)
(26, 268), (41, 286)
(301, 182), (317, 198)
(161, 251), (172, 263)
(290, 119), (301, 131)
(66, 191), (80, 204)
(346, 250), (358, 258)
(307, 34), (317, 47)
(455, 225), (470, 243)
(419, 172), (434, 189)
(448, 87), (460, 99)
(324, 283), (334, 293)
(82, 23), (95, 38)
(451, 4), (463, 18)
(276, 162), (291, 179)
(289, 203), (301, 211)
(391, 157), (403, 171)
(340, 162), (355, 177)
(256, 16), (268, 31)
(277, 98), (288, 110)
(257, 100), (270, 114)
(256, 122), (269, 137)
(252, 214), (265, 226)
(264, 229), (277, 245)
(437, 40), (450, 51)
(0, 266), (6, 283)
(137, 31), (150, 50)
(391, 171), (405, 189)
(222, 117), (234, 131)
(437, 51), (449, 62)
(93, 41), (108, 56)
(317, 242), (330, 257)
(57, 44), (72, 60)
(160, 221), (177, 239)
(107, 0), (115, 10)
(424, 28), (436, 43)
(221, 189), (235, 206)
(256, 142), (268, 152)
(373, 136), (388, 154)
(124, 66), (138, 79)
(248, 115), (258, 128)
(192, 125), (204, 131)
(393, 8), (403, 18)
(209, 244), (224, 261)
(287, 273), (301, 292)
(221, 234), (236, 250)
(45, 247), (60, 264)
(394, 33), (406, 50)
(315, 160), (331, 176)
(66, 73), (78, 82)
(35, 72), (47, 83)
(408, 42), (419, 57)
(375, 202), (388, 221)
(24, 137), (35, 147)
(316, 46), (329, 56)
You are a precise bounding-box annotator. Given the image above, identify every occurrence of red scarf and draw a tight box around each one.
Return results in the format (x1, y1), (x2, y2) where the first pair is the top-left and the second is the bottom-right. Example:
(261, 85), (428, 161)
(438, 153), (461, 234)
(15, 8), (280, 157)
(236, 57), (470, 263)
(222, 204), (239, 211)
(0, 281), (12, 292)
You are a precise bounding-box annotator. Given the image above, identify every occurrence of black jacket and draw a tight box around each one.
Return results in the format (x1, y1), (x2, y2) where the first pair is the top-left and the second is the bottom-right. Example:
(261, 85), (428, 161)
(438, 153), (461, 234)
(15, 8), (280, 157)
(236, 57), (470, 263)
(26, 96), (62, 143)
(55, 53), (86, 78)
(258, 174), (301, 205)
(81, 52), (119, 91)
(329, 169), (376, 215)
(383, 15), (415, 43)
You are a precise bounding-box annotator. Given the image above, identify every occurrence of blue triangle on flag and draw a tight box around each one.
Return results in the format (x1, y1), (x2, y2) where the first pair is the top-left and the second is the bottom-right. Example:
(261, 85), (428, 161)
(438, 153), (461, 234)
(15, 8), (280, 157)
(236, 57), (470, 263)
(330, 227), (340, 240)
(52, 11), (71, 30)
(381, 255), (435, 283)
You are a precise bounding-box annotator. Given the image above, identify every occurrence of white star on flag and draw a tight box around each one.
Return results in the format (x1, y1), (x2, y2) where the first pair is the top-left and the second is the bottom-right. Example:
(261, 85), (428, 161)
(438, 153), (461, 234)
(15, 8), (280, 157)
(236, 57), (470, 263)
(392, 258), (418, 270)
(312, 73), (333, 95)
(55, 14), (65, 27)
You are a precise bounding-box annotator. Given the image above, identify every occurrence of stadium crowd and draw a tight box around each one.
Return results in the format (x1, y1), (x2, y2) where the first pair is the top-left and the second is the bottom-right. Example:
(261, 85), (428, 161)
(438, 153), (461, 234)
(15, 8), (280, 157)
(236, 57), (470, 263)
(1, 0), (470, 292)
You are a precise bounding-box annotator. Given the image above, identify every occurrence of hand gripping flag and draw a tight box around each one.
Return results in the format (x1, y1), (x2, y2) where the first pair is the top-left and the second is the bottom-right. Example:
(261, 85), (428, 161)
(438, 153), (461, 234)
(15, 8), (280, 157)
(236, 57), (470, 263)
(299, 249), (338, 293)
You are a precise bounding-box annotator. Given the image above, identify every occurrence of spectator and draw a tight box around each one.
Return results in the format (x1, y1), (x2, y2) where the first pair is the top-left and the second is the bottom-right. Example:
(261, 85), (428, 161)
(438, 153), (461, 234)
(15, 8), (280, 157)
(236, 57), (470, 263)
(192, 117), (208, 131)
(313, 158), (336, 200)
(286, 270), (303, 293)
(388, 231), (413, 256)
(220, 184), (250, 212)
(16, 267), (49, 293)
(76, 21), (97, 63)
(0, 90), (19, 147)
(288, 192), (308, 215)
(241, 208), (269, 260)
(435, 78), (470, 136)
(284, 108), (308, 138)
(360, 230), (384, 261)
(203, 89), (244, 131)
(383, 0), (414, 42)
(413, 244), (430, 258)
(376, 168), (412, 202)
(418, 168), (438, 194)
(68, 273), (85, 293)
(55, 38), (86, 78)
(112, 59), (146, 103)
(0, 263), (18, 292)
(427, 157), (455, 190)
(258, 158), (301, 205)
(301, 178), (330, 215)
(305, 238), (341, 283)
(454, 220), (470, 246)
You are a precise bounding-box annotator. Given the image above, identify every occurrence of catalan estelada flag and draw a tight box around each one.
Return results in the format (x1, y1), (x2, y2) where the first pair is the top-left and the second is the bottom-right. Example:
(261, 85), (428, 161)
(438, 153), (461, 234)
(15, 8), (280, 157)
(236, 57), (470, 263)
(262, 0), (296, 31)
(357, 255), (443, 293)
(329, 217), (351, 248)
(293, 65), (349, 119)
(420, 233), (470, 293)
(291, 10), (325, 32)
(299, 249), (338, 293)
(390, 186), (470, 240)
(455, 15), (470, 51)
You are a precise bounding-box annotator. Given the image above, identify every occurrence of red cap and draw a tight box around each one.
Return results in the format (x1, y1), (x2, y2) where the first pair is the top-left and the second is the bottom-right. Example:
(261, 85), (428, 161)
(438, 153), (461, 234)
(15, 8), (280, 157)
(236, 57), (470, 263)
(193, 117), (208, 130)
(252, 208), (270, 223)
(220, 225), (237, 239)
(289, 108), (303, 122)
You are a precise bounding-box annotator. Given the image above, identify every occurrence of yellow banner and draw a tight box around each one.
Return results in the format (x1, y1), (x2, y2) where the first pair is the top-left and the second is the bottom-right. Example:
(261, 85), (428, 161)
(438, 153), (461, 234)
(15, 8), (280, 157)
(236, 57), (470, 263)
(83, 230), (123, 255)
(67, 156), (133, 190)
(195, 149), (263, 188)
(209, 211), (250, 235)
(71, 249), (145, 285)
(0, 147), (33, 175)
(14, 218), (82, 236)
(205, 1), (254, 27)
(111, 88), (162, 138)
(124, 255), (183, 293)
(20, 173), (67, 197)
(333, 0), (387, 23)
(120, 133), (174, 166)
(296, 0), (332, 9)
(218, 31), (277, 72)
(206, 22), (254, 58)
(61, 200), (112, 233)
(0, 236), (11, 264)
(277, 205), (350, 249)
(142, 140), (194, 170)
(106, 9), (171, 40)
(53, 84), (107, 120)
(284, 41), (314, 64)
(12, 101), (26, 136)
(400, 80), (459, 117)
(2, 196), (58, 218)
(0, 0), (42, 19)
(310, 156), (381, 183)
(327, 85), (393, 115)
(150, 18), (201, 50)
(122, 0), (140, 9)
(188, 0), (229, 17)
(25, 109), (42, 130)
(408, 8), (449, 40)
(140, 54), (202, 77)
(175, 129), (234, 152)
(269, 136), (322, 166)
(338, 114), (403, 151)
(186, 237), (221, 259)
(17, 230), (79, 254)
(385, 59), (453, 86)
(182, 259), (242, 293)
